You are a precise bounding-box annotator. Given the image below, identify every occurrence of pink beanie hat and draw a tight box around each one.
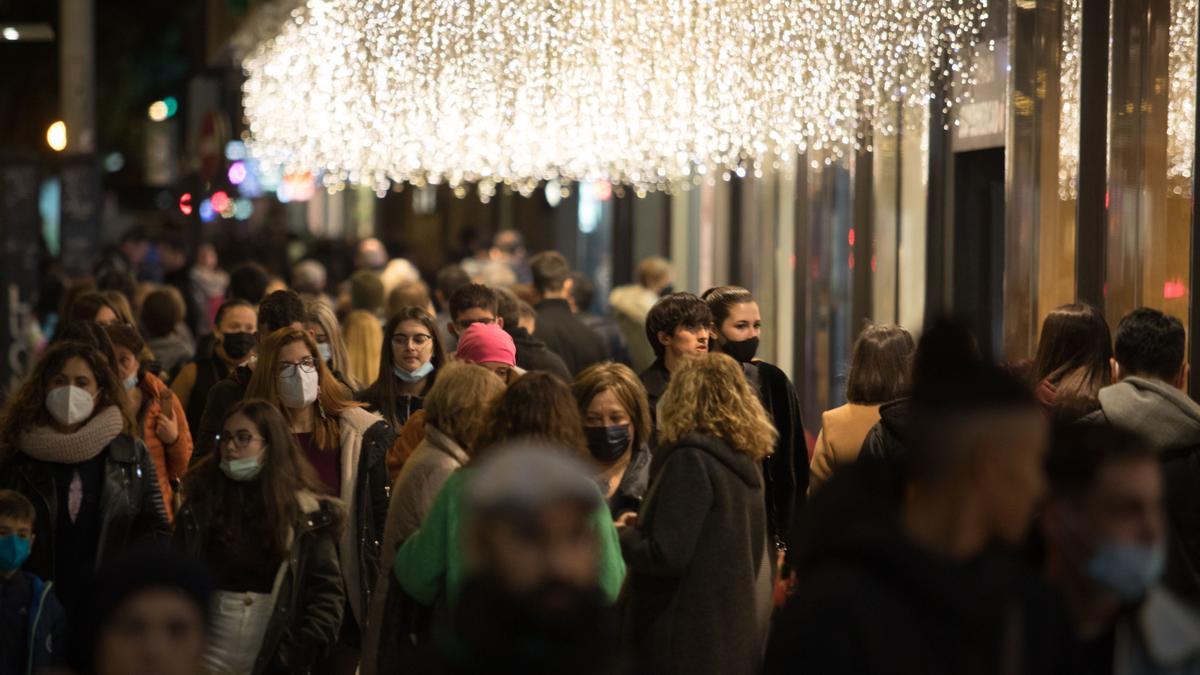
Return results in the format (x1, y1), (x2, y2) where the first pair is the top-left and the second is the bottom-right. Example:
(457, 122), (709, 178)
(456, 323), (517, 366)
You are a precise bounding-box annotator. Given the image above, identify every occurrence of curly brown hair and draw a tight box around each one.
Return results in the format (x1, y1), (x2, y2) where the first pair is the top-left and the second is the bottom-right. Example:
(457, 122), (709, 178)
(475, 372), (586, 457)
(659, 353), (777, 460)
(0, 341), (138, 460)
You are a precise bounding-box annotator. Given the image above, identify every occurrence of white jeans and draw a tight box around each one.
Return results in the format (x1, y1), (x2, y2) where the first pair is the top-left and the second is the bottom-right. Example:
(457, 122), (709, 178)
(204, 591), (275, 675)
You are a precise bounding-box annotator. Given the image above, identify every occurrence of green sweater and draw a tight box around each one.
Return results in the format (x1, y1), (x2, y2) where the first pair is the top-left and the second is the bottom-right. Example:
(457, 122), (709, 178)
(393, 469), (626, 606)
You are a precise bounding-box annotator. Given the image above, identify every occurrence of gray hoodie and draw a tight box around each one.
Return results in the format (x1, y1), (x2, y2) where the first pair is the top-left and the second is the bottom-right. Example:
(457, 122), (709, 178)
(1086, 376), (1200, 453)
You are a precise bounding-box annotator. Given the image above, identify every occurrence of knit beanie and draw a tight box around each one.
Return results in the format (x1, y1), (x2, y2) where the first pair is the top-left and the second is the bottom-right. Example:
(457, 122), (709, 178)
(456, 322), (517, 366)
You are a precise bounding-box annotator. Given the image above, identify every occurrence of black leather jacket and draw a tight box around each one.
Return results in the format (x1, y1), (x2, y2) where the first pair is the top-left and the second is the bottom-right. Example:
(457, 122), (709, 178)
(0, 434), (170, 581)
(348, 417), (396, 628)
(174, 492), (346, 674)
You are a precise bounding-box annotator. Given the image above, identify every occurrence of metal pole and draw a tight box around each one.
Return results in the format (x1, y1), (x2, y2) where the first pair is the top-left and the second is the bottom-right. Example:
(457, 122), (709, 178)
(1075, 0), (1110, 309)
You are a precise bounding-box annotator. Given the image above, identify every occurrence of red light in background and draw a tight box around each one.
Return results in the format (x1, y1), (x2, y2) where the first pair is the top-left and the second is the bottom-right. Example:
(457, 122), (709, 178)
(210, 190), (230, 212)
(178, 192), (193, 216)
(848, 228), (856, 247)
(1164, 278), (1188, 299)
(870, 255), (877, 272)
(848, 252), (855, 270)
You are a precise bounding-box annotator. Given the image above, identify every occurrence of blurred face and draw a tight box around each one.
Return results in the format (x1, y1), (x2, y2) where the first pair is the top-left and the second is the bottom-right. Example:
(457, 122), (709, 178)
(392, 320), (436, 372)
(719, 302), (762, 344)
(95, 305), (119, 326)
(584, 389), (634, 452)
(50, 356), (100, 397)
(451, 307), (499, 338)
(114, 346), (140, 382)
(307, 323), (329, 347)
(1049, 459), (1165, 564)
(974, 411), (1049, 546)
(219, 412), (267, 461)
(215, 306), (257, 338)
(659, 324), (708, 361)
(94, 589), (206, 675)
(473, 503), (599, 600)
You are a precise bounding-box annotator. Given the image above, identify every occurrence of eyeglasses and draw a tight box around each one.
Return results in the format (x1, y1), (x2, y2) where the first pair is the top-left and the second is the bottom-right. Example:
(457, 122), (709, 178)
(218, 431), (266, 449)
(453, 317), (495, 331)
(278, 357), (317, 378)
(392, 333), (433, 347)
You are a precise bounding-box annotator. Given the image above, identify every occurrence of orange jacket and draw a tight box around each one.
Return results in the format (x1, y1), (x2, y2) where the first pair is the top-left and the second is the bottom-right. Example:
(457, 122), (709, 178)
(137, 372), (193, 521)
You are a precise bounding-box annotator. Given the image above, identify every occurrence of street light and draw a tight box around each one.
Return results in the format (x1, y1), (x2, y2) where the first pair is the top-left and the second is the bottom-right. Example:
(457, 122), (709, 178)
(2, 27), (18, 41)
(148, 100), (169, 122)
(46, 120), (67, 152)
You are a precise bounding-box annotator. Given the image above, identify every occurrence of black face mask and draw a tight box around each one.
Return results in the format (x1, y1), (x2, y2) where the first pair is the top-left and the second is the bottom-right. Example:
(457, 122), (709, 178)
(221, 332), (256, 360)
(584, 425), (631, 463)
(722, 336), (759, 364)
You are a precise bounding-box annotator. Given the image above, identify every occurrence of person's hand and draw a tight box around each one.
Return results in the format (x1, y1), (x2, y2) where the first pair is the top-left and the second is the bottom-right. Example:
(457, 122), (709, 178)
(615, 512), (638, 529)
(155, 412), (179, 445)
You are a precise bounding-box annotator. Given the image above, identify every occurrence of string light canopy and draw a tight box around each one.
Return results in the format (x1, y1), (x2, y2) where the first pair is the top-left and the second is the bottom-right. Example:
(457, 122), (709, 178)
(243, 0), (989, 198)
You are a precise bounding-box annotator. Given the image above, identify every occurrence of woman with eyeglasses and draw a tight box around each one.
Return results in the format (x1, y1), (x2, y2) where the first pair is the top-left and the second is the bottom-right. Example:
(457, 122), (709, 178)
(174, 400), (345, 674)
(306, 299), (360, 392)
(358, 308), (448, 435)
(245, 327), (395, 673)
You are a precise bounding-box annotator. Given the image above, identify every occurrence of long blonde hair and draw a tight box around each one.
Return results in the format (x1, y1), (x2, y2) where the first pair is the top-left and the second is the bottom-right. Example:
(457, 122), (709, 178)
(342, 310), (382, 390)
(306, 300), (359, 390)
(659, 353), (777, 460)
(245, 327), (362, 451)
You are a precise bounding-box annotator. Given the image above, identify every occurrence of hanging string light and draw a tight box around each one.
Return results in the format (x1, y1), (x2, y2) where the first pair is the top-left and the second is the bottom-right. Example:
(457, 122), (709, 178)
(1168, 0), (1198, 196)
(242, 0), (989, 197)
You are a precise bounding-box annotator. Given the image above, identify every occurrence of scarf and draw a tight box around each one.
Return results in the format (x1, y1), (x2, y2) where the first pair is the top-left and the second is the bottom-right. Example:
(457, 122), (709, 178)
(18, 406), (125, 464)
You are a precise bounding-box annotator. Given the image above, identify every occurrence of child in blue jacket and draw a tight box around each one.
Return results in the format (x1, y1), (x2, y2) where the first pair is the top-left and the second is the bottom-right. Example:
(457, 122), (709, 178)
(0, 489), (67, 674)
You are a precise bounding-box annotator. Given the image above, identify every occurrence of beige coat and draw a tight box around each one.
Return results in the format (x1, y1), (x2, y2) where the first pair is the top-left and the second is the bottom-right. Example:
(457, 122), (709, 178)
(809, 403), (881, 495)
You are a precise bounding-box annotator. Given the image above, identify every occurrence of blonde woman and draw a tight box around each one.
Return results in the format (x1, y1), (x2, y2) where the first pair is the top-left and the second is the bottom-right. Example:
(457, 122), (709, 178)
(306, 299), (359, 391)
(618, 352), (777, 675)
(342, 310), (382, 392)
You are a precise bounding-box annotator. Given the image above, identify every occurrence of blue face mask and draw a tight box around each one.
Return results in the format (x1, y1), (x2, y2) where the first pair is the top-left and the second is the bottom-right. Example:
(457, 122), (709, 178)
(1086, 541), (1166, 601)
(394, 361), (435, 383)
(0, 534), (32, 573)
(123, 374), (138, 391)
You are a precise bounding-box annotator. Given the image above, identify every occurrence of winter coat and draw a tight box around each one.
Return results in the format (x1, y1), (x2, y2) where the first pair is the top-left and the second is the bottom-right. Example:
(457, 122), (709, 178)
(0, 572), (67, 675)
(134, 371), (192, 520)
(748, 360), (808, 543)
(171, 347), (235, 437)
(1081, 377), (1200, 605)
(639, 358), (670, 429)
(810, 402), (882, 496)
(620, 433), (772, 675)
(507, 326), (572, 382)
(855, 397), (914, 503)
(174, 491), (346, 674)
(1107, 587), (1200, 675)
(765, 466), (1072, 675)
(533, 299), (610, 376)
(0, 435), (171, 595)
(385, 409), (428, 481)
(608, 444), (651, 518)
(609, 284), (660, 373)
(147, 333), (195, 382)
(362, 425), (468, 675)
(192, 364), (253, 460)
(334, 407), (396, 629)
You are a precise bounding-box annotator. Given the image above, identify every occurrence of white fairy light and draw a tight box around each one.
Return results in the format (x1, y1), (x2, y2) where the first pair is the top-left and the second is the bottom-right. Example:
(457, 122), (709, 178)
(1168, 0), (1197, 196)
(243, 0), (989, 196)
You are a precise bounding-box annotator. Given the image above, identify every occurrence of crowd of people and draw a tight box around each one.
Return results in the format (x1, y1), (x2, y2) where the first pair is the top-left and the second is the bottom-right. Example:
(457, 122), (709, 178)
(1, 229), (1199, 675)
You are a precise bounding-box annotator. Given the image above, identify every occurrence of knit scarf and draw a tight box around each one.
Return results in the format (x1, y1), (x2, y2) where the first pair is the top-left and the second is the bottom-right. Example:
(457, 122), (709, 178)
(18, 406), (124, 464)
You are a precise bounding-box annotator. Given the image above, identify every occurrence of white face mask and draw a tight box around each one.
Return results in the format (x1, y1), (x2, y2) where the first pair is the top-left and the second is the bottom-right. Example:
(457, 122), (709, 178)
(46, 386), (96, 426)
(279, 368), (319, 409)
(317, 342), (333, 364)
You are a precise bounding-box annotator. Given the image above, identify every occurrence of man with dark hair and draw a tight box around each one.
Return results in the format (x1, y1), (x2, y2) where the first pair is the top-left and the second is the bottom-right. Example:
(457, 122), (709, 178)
(193, 290), (309, 458)
(447, 283), (502, 337)
(529, 251), (608, 376)
(159, 232), (205, 337)
(227, 262), (271, 304)
(640, 292), (712, 417)
(496, 288), (571, 381)
(568, 272), (631, 367)
(1083, 307), (1200, 602)
(766, 338), (1066, 674)
(1040, 423), (1200, 672)
(434, 265), (472, 350)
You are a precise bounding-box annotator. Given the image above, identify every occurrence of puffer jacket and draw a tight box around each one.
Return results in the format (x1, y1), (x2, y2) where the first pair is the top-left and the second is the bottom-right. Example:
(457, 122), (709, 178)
(174, 491), (345, 674)
(335, 407), (396, 629)
(0, 434), (170, 583)
(135, 371), (192, 521)
(1081, 376), (1200, 604)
